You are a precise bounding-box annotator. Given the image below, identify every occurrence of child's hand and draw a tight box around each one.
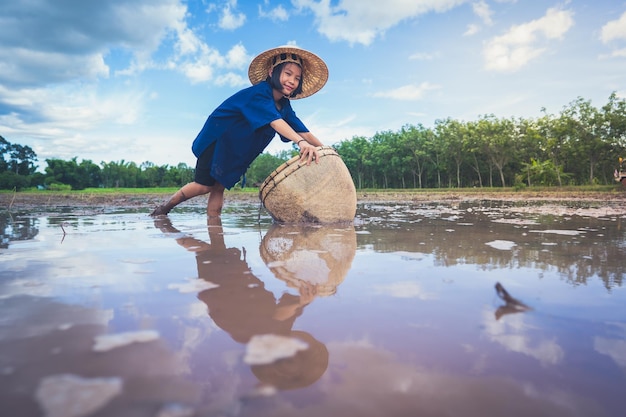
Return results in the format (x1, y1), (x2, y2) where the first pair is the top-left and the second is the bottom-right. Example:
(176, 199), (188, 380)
(298, 141), (319, 165)
(298, 281), (318, 305)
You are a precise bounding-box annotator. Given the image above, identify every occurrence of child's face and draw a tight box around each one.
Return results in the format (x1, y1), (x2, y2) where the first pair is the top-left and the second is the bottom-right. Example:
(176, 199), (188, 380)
(275, 63), (302, 97)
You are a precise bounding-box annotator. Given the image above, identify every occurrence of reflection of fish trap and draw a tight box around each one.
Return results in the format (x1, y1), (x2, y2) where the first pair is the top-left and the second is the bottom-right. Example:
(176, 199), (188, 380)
(260, 224), (356, 297)
(259, 146), (356, 224)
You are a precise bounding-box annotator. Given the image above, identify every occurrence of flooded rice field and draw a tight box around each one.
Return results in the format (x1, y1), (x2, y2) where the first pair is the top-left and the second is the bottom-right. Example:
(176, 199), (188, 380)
(1, 198), (625, 417)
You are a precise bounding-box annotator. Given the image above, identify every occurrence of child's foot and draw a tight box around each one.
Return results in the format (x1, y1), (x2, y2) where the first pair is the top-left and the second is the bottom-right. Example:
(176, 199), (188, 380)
(149, 206), (169, 216)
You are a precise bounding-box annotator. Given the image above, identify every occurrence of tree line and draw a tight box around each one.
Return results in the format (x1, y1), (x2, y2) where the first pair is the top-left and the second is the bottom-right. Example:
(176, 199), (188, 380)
(0, 137), (196, 191)
(335, 93), (626, 189)
(0, 133), (294, 191)
(1, 93), (625, 191)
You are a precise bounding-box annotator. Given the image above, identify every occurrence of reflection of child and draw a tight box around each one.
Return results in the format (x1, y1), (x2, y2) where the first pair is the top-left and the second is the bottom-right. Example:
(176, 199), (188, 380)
(151, 46), (329, 217)
(154, 217), (329, 389)
(154, 217), (309, 338)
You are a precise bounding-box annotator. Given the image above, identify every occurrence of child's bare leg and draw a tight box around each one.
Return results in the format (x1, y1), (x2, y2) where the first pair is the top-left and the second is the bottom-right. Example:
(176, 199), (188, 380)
(150, 182), (211, 216)
(207, 183), (225, 217)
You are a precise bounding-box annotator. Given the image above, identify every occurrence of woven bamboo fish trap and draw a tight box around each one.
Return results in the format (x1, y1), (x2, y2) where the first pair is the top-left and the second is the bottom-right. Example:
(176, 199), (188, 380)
(259, 146), (356, 224)
(260, 224), (356, 297)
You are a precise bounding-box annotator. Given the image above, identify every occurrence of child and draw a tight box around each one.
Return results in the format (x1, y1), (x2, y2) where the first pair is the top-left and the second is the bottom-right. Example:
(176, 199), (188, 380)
(150, 45), (328, 217)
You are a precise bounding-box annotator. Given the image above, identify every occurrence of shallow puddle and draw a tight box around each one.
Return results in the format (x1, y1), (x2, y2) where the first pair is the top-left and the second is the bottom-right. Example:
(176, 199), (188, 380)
(1, 200), (625, 417)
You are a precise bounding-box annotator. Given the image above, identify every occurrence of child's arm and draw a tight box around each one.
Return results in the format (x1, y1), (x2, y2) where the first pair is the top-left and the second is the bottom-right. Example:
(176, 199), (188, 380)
(299, 131), (323, 147)
(270, 119), (321, 164)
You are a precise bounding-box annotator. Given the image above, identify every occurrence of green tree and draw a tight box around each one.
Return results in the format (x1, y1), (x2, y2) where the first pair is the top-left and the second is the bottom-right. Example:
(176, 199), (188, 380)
(245, 152), (289, 186)
(517, 159), (568, 186)
(79, 159), (102, 188)
(478, 115), (516, 187)
(435, 118), (467, 188)
(515, 118), (545, 187)
(0, 135), (10, 173)
(335, 136), (371, 189)
(8, 143), (38, 175)
(537, 111), (567, 186)
(369, 131), (401, 188)
(44, 157), (98, 190)
(0, 172), (30, 190)
(601, 92), (626, 176)
(464, 120), (488, 187)
(561, 97), (610, 184)
(398, 124), (431, 188)
(140, 161), (167, 187)
(428, 124), (448, 188)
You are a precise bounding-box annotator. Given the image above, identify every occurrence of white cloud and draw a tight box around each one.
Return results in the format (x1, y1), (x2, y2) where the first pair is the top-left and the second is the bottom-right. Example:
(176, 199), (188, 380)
(218, 0), (246, 30)
(175, 43), (250, 84)
(482, 309), (564, 366)
(464, 0), (493, 36)
(180, 59), (215, 84)
(292, 0), (468, 45)
(600, 11), (626, 59)
(215, 72), (249, 87)
(259, 3), (289, 21)
(609, 48), (626, 58)
(0, 83), (148, 162)
(0, 0), (255, 167)
(600, 11), (626, 43)
(0, 49), (110, 86)
(173, 25), (206, 57)
(409, 52), (440, 61)
(0, 0), (187, 87)
(595, 337), (626, 368)
(473, 0), (493, 25)
(373, 281), (437, 299)
(483, 7), (574, 72)
(594, 322), (626, 368)
(464, 23), (481, 36)
(373, 82), (441, 100)
(0, 84), (144, 129)
(224, 43), (250, 69)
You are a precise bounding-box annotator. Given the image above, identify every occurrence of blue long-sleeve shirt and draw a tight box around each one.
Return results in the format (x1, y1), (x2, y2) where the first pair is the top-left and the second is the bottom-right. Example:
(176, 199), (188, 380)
(191, 81), (309, 189)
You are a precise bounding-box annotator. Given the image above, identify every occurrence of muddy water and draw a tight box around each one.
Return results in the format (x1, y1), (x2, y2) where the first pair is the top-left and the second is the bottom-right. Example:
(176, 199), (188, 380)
(1, 201), (625, 417)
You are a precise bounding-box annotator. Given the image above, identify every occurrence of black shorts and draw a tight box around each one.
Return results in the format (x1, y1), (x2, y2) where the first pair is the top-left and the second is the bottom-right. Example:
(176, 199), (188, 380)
(194, 142), (217, 186)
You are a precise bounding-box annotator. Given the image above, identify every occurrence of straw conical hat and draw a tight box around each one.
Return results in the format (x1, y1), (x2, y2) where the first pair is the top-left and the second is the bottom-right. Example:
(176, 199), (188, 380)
(248, 45), (328, 99)
(250, 331), (328, 389)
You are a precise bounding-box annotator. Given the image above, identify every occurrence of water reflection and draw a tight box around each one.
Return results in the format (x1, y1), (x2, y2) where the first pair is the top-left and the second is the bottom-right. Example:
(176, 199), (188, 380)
(493, 282), (532, 320)
(0, 201), (624, 416)
(357, 202), (625, 289)
(260, 224), (356, 297)
(154, 218), (356, 391)
(0, 212), (39, 248)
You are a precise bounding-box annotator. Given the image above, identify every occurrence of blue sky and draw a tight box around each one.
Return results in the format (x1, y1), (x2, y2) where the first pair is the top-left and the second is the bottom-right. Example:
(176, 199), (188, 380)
(1, 0), (625, 169)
